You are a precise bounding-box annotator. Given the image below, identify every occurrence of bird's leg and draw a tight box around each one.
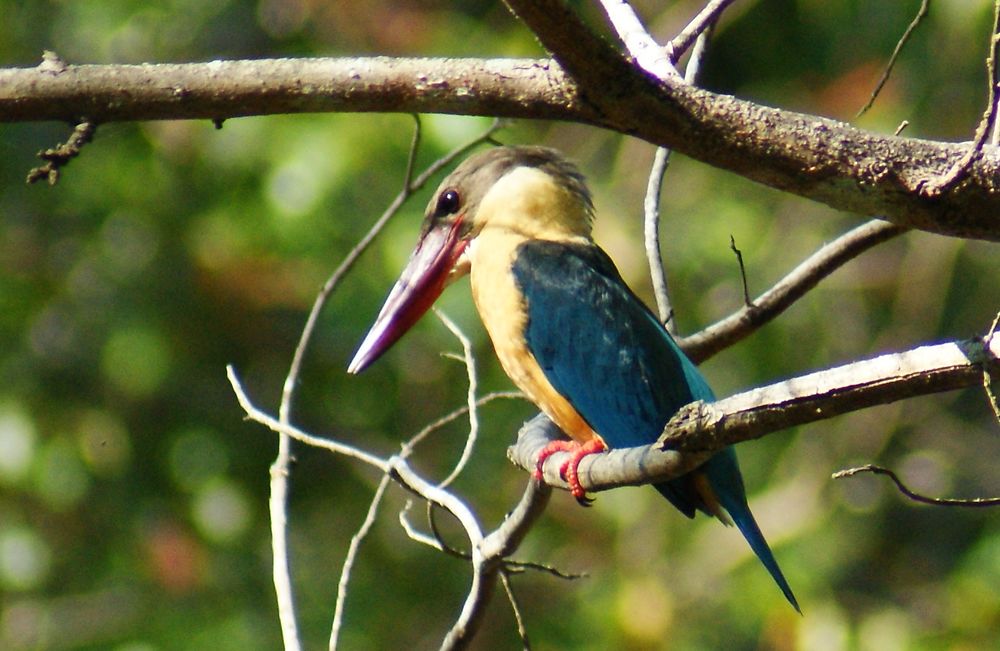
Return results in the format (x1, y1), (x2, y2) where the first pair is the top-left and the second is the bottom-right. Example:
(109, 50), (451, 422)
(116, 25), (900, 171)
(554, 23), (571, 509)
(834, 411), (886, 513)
(533, 438), (607, 506)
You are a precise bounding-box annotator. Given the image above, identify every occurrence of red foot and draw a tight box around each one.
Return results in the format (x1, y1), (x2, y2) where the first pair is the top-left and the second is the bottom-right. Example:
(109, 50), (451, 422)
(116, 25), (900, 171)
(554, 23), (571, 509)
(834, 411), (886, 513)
(533, 439), (608, 506)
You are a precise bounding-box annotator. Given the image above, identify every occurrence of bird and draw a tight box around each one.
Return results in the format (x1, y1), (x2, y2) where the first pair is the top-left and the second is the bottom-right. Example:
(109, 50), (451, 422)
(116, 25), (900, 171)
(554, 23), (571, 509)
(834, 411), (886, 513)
(348, 145), (799, 611)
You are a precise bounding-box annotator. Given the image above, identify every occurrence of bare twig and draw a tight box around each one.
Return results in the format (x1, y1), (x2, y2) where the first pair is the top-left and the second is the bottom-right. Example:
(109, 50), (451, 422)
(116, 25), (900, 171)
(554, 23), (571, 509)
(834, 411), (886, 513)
(232, 365), (503, 650)
(26, 120), (96, 185)
(330, 473), (392, 651)
(261, 118), (506, 651)
(406, 392), (524, 450)
(434, 309), (481, 488)
(508, 332), (1000, 494)
(856, 0), (930, 119)
(679, 219), (907, 364)
(666, 0), (737, 63)
(504, 559), (586, 581)
(644, 30), (714, 332)
(272, 118), (428, 651)
(230, 367), (389, 470)
(920, 0), (1000, 197)
(499, 572), (532, 651)
(644, 145), (676, 330)
(832, 464), (1000, 507)
(729, 235), (752, 308)
(398, 501), (471, 559)
(440, 479), (552, 651)
(598, 0), (678, 79)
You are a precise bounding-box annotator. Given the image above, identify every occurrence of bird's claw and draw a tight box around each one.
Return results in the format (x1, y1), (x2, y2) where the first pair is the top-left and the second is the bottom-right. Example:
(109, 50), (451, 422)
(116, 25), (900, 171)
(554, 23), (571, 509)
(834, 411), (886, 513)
(534, 438), (607, 506)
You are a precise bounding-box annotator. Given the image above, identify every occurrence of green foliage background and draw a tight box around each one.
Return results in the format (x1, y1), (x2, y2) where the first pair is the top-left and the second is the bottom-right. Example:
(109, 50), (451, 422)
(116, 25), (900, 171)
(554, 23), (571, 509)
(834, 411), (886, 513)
(1, 1), (998, 649)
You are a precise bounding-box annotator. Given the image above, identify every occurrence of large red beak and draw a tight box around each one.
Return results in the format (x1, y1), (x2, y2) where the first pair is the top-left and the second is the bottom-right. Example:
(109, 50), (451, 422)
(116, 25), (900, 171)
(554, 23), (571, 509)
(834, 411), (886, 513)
(348, 218), (468, 374)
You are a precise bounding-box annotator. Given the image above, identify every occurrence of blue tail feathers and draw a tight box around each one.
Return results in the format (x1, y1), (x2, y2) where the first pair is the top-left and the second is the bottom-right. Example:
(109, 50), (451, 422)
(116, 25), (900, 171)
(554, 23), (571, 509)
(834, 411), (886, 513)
(705, 450), (800, 612)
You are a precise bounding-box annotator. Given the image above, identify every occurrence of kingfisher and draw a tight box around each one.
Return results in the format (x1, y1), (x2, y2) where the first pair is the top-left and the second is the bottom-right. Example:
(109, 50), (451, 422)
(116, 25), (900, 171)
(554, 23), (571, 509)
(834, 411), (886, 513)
(348, 146), (798, 611)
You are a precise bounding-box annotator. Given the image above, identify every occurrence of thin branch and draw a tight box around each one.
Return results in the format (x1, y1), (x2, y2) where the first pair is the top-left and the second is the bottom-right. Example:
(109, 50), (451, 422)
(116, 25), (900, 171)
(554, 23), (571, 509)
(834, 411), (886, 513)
(598, 0), (679, 79)
(832, 464), (1000, 507)
(644, 30), (714, 332)
(499, 572), (532, 651)
(679, 219), (907, 364)
(26, 119), (96, 185)
(264, 120), (505, 650)
(666, 0), (738, 63)
(270, 119), (426, 651)
(508, 332), (1000, 494)
(434, 309), (481, 488)
(920, 0), (1000, 197)
(440, 479), (551, 651)
(230, 367), (390, 470)
(856, 0), (930, 119)
(398, 501), (471, 560)
(330, 473), (392, 651)
(504, 558), (586, 581)
(232, 368), (502, 651)
(644, 145), (676, 330)
(406, 391), (524, 450)
(729, 235), (752, 308)
(268, 441), (300, 651)
(399, 503), (450, 552)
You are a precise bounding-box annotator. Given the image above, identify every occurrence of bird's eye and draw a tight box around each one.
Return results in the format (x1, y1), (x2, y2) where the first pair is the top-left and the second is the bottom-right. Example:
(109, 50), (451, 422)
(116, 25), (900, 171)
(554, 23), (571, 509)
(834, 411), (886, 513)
(436, 189), (461, 216)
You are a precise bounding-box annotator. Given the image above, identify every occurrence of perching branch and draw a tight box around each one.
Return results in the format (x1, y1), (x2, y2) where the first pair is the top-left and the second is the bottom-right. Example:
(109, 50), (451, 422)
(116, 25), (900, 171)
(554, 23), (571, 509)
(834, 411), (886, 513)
(509, 332), (1000, 494)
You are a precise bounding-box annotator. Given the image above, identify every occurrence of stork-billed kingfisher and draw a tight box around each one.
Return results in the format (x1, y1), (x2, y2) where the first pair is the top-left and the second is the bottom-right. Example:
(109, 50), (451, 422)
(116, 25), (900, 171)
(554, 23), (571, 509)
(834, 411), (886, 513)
(348, 146), (798, 611)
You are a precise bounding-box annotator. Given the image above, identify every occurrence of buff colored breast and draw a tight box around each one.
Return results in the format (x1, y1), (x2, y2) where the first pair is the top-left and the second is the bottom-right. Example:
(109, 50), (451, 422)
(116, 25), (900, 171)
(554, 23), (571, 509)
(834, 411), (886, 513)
(468, 229), (600, 446)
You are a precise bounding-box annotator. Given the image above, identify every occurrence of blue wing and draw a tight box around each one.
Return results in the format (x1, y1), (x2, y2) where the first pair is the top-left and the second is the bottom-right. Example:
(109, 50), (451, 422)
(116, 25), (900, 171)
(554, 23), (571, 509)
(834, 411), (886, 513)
(512, 240), (799, 611)
(511, 239), (712, 511)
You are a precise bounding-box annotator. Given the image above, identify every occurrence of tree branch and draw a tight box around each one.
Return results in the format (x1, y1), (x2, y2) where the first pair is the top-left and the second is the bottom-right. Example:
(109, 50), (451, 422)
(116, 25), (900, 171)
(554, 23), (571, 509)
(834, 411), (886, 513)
(508, 333), (1000, 494)
(4, 47), (1000, 239)
(678, 219), (907, 364)
(0, 56), (588, 123)
(25, 119), (96, 185)
(855, 0), (930, 119)
(832, 464), (1000, 507)
(504, 0), (1000, 242)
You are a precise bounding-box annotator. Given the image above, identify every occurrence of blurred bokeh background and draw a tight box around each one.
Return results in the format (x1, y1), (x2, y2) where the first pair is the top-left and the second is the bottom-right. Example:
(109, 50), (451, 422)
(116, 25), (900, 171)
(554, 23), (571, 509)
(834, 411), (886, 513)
(1, 1), (998, 649)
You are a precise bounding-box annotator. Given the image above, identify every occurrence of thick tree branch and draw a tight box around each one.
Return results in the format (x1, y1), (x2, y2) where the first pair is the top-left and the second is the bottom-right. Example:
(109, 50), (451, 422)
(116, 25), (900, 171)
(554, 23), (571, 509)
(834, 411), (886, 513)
(0, 56), (588, 123)
(2, 52), (1000, 240)
(509, 333), (1000, 494)
(3, 48), (1000, 240)
(504, 0), (1000, 242)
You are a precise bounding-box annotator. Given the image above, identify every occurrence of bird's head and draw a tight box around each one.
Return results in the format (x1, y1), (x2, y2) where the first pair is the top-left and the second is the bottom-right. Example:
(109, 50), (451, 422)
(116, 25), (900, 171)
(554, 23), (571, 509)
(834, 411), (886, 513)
(348, 145), (593, 373)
